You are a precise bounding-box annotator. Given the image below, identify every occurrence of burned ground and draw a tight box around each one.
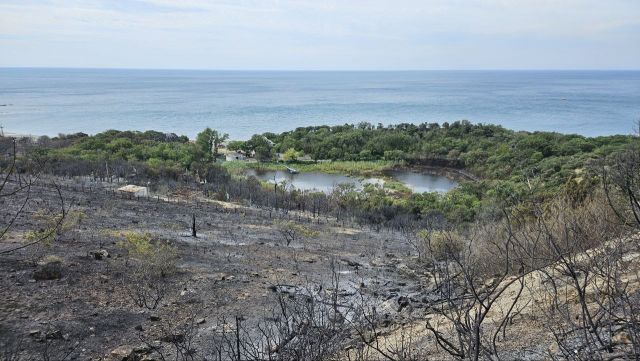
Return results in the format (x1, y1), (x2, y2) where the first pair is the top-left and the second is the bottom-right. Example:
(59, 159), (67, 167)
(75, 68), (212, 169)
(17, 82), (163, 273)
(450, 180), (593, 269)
(0, 180), (421, 360)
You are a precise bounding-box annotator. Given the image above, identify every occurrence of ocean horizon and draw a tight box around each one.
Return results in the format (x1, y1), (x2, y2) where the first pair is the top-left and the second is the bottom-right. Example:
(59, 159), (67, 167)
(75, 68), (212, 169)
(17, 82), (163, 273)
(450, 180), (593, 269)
(1, 68), (639, 139)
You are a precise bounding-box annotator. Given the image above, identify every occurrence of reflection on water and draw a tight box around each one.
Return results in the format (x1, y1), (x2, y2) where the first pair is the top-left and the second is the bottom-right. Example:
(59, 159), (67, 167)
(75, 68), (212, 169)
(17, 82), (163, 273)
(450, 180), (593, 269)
(384, 170), (458, 193)
(245, 168), (457, 193)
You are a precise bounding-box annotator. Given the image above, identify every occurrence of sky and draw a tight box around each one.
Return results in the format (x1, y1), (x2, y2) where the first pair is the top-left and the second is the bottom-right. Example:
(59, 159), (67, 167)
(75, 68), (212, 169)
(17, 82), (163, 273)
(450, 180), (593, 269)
(0, 0), (639, 70)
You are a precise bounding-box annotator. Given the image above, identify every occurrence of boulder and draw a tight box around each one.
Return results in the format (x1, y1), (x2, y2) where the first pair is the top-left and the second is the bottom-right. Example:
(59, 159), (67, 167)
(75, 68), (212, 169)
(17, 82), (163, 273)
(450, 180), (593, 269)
(160, 333), (185, 343)
(33, 257), (63, 281)
(45, 329), (63, 340)
(90, 249), (110, 260)
(109, 345), (135, 360)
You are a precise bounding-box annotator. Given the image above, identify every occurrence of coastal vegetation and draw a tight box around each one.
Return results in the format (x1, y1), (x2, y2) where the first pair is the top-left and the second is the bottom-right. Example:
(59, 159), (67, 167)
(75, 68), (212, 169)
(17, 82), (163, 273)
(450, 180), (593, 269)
(17, 121), (633, 224)
(1, 121), (640, 360)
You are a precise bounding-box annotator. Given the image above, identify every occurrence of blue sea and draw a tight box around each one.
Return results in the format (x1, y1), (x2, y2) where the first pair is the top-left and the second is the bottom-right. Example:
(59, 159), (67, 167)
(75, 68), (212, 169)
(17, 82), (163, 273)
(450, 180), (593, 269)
(0, 68), (639, 139)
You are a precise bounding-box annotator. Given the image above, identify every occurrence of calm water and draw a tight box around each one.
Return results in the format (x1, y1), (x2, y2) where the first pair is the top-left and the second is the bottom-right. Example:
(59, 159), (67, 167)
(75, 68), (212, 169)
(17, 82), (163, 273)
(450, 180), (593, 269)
(245, 169), (457, 193)
(1, 68), (639, 139)
(385, 170), (458, 193)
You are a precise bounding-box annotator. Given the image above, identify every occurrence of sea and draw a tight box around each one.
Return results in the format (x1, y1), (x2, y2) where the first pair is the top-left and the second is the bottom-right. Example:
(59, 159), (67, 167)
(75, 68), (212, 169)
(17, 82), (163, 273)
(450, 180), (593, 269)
(0, 68), (639, 139)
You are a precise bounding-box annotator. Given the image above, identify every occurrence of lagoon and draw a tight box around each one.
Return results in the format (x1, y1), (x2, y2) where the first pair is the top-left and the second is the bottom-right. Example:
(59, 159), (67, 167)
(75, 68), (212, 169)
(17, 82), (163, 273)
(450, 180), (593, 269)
(244, 168), (457, 193)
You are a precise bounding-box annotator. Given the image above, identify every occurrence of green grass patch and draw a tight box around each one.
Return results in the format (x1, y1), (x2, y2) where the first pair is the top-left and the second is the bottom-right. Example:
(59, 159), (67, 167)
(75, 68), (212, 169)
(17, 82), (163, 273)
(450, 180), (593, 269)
(222, 160), (397, 176)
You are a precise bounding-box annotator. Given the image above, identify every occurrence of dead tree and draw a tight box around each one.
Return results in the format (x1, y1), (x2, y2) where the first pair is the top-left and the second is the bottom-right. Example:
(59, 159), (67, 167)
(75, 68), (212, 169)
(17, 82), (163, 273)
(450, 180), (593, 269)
(192, 213), (197, 238)
(207, 261), (353, 361)
(421, 223), (527, 361)
(0, 138), (67, 255)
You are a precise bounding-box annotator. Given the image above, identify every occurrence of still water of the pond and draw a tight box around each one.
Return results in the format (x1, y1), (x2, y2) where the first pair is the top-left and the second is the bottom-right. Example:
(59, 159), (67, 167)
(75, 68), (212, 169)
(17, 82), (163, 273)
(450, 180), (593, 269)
(244, 169), (457, 193)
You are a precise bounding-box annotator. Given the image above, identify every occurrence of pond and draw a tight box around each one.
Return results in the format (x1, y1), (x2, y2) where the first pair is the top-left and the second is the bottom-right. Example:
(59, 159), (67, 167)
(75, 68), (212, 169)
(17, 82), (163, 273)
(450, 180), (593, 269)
(384, 169), (458, 193)
(244, 168), (458, 194)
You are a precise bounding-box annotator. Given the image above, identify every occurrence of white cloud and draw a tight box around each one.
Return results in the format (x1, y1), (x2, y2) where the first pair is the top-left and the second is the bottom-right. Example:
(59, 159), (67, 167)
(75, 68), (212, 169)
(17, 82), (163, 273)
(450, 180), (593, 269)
(0, 0), (638, 69)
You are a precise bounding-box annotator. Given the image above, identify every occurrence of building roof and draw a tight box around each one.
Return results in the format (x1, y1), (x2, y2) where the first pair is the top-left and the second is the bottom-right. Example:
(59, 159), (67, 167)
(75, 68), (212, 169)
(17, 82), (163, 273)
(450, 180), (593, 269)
(117, 185), (147, 193)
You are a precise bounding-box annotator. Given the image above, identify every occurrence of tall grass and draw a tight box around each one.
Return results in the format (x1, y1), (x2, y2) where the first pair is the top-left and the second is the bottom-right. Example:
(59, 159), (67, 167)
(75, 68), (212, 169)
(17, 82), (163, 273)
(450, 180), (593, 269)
(222, 160), (398, 176)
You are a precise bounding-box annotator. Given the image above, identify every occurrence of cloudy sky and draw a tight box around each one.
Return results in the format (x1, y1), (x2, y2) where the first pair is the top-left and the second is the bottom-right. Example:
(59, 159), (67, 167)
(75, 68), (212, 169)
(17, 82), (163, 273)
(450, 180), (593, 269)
(1, 0), (639, 70)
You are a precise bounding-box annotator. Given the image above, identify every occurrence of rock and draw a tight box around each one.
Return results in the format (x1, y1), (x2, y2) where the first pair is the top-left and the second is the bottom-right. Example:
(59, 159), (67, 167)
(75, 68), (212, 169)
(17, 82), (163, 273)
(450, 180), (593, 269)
(110, 345), (135, 360)
(133, 344), (151, 353)
(90, 249), (110, 260)
(134, 324), (144, 331)
(213, 272), (229, 281)
(45, 329), (63, 340)
(33, 257), (63, 281)
(149, 315), (161, 321)
(28, 329), (41, 337)
(613, 331), (631, 345)
(397, 296), (410, 312)
(342, 259), (363, 269)
(196, 318), (206, 324)
(380, 299), (397, 314)
(160, 333), (185, 343)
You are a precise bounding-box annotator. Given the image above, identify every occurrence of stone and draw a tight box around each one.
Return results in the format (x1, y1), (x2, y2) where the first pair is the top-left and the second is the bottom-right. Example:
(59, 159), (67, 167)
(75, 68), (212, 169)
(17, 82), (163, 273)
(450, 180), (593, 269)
(28, 329), (41, 337)
(397, 296), (410, 312)
(110, 345), (135, 360)
(196, 318), (206, 324)
(133, 344), (151, 353)
(160, 333), (185, 343)
(33, 258), (63, 281)
(149, 315), (161, 321)
(90, 249), (110, 260)
(45, 329), (63, 340)
(613, 331), (631, 345)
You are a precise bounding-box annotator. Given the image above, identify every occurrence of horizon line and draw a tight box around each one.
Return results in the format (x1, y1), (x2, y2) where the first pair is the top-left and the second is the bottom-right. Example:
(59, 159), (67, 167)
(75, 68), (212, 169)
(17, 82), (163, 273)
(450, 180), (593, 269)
(1, 66), (640, 72)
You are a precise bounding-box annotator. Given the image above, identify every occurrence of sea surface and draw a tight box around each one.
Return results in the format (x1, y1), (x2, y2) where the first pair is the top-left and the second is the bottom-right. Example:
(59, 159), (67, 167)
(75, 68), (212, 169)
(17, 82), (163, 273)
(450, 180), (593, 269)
(0, 68), (639, 139)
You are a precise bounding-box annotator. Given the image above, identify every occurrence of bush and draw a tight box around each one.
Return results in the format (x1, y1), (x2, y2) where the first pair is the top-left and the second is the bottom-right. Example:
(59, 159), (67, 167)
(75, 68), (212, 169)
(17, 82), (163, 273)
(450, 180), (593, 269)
(117, 232), (177, 277)
(418, 229), (464, 261)
(275, 221), (319, 246)
(116, 232), (179, 309)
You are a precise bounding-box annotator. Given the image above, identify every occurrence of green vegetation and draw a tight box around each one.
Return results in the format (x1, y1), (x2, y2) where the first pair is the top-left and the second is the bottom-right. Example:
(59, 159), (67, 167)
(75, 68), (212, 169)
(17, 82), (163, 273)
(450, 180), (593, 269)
(195, 127), (228, 162)
(222, 159), (395, 176)
(117, 231), (178, 277)
(27, 121), (634, 223)
(258, 121), (632, 221)
(48, 130), (195, 168)
(265, 121), (631, 189)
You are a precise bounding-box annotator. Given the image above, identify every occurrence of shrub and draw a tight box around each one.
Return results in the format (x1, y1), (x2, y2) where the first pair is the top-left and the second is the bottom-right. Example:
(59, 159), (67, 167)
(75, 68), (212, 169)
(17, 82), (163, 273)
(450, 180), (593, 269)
(117, 232), (177, 277)
(418, 229), (464, 261)
(275, 221), (319, 246)
(116, 232), (179, 309)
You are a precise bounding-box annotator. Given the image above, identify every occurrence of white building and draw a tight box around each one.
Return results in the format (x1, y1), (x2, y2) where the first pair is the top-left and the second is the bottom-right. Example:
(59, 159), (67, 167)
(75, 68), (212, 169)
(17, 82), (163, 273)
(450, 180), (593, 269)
(117, 185), (149, 197)
(226, 151), (246, 161)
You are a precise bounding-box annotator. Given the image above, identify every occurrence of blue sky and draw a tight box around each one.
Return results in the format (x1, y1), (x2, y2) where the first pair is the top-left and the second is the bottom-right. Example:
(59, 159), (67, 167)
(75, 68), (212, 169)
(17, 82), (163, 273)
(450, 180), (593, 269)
(1, 0), (639, 70)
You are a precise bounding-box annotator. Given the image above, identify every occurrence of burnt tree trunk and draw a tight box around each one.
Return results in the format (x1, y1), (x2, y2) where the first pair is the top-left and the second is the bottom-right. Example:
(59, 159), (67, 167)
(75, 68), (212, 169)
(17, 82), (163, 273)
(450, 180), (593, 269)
(191, 213), (197, 238)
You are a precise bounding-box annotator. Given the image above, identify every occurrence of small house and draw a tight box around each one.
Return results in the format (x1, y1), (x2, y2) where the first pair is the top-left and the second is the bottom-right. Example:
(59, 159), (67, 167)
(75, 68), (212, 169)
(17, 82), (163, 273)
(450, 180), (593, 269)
(117, 185), (149, 197)
(226, 151), (246, 161)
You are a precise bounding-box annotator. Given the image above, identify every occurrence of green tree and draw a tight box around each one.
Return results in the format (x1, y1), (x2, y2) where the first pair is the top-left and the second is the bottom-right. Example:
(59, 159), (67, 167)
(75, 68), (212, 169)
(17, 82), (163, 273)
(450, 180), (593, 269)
(282, 148), (300, 162)
(226, 140), (246, 151)
(196, 127), (228, 162)
(247, 135), (274, 161)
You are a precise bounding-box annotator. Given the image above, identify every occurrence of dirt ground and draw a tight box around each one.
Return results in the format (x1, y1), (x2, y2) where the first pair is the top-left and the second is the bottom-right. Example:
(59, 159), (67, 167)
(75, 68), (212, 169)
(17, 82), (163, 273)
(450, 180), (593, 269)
(0, 180), (423, 360)
(4, 179), (636, 360)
